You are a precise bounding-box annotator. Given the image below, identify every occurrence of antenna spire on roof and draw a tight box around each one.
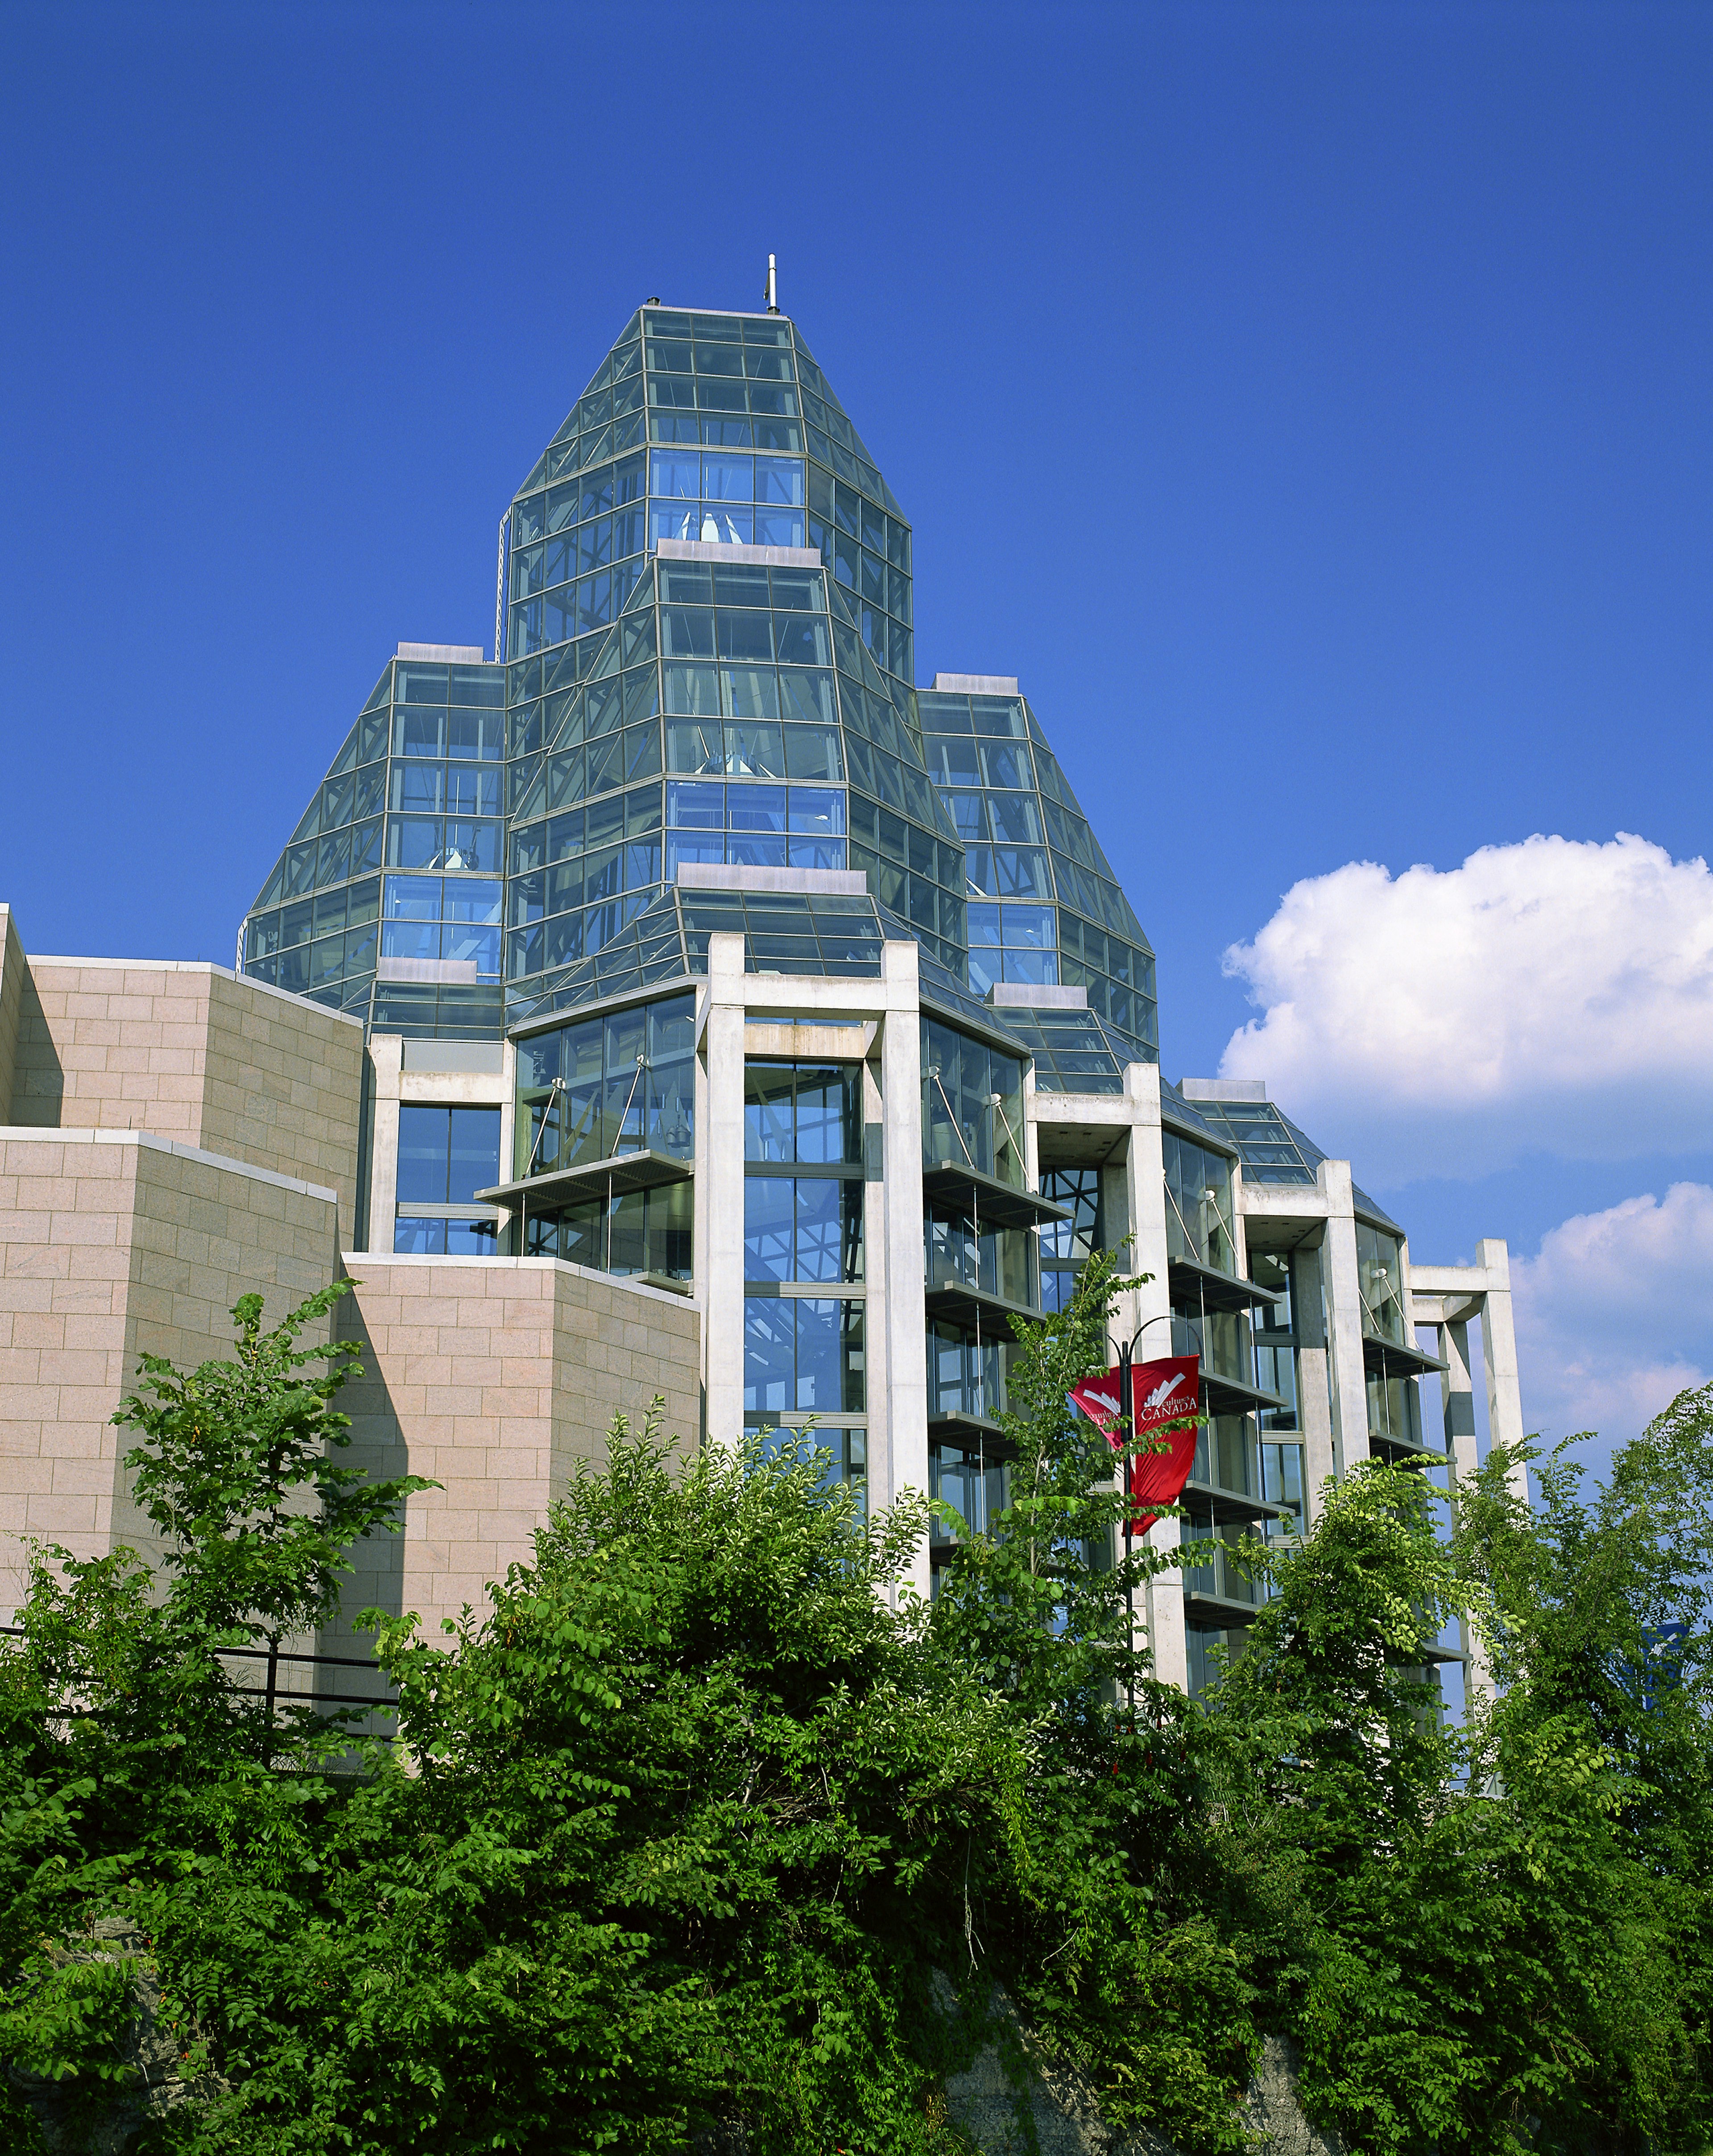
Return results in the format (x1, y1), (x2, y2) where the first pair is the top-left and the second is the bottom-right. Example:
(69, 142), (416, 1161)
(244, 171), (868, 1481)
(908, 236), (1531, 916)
(764, 252), (779, 313)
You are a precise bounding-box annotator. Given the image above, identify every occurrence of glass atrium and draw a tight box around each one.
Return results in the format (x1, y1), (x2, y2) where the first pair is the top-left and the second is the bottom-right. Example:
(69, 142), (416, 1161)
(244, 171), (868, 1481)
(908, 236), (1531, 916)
(236, 303), (1159, 1059)
(229, 290), (1446, 1695)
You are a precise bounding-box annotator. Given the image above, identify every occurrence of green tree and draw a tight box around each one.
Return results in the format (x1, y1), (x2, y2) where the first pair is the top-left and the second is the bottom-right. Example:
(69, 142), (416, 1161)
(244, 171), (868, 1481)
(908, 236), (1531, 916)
(927, 1245), (1185, 1729)
(137, 1415), (1019, 2153)
(1200, 1412), (1713, 2156)
(0, 1285), (429, 2147)
(113, 1282), (430, 1681)
(926, 1248), (1259, 2154)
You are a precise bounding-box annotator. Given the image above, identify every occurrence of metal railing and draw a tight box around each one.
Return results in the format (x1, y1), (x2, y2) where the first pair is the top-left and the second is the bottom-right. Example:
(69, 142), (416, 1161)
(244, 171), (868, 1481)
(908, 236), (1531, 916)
(0, 1627), (399, 1720)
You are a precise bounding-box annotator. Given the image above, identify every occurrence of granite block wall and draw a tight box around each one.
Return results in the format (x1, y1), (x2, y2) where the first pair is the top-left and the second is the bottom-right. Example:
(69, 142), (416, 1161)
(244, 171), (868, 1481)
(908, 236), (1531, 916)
(0, 1129), (341, 1616)
(9, 958), (364, 1244)
(333, 1255), (703, 1643)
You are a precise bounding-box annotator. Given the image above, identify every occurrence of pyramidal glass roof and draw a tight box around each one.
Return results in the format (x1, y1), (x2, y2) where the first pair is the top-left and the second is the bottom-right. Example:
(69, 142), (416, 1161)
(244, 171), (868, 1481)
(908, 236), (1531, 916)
(916, 686), (1157, 1059)
(501, 545), (966, 1025)
(1180, 1094), (1401, 1228)
(502, 305), (915, 715)
(505, 880), (1002, 1043)
(233, 294), (1164, 1068)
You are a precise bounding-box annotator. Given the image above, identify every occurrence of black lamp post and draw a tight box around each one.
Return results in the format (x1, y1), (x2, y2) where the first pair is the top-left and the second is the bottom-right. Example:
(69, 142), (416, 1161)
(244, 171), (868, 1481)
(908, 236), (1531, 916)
(1109, 1311), (1175, 1722)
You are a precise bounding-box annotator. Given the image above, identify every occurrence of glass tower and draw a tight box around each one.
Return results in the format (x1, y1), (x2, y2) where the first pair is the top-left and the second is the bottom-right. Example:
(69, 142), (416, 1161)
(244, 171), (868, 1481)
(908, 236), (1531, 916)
(236, 302), (1158, 1061)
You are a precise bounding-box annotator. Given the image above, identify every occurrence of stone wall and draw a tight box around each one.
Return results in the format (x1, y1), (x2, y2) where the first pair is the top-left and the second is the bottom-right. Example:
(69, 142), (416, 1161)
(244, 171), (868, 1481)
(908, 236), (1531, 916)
(8, 957), (364, 1245)
(0, 1128), (341, 1615)
(333, 1254), (703, 1642)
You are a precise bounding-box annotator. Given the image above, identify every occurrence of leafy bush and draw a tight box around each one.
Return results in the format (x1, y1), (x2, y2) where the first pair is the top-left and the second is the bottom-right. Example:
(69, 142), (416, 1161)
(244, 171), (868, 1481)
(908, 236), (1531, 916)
(0, 1273), (1709, 2154)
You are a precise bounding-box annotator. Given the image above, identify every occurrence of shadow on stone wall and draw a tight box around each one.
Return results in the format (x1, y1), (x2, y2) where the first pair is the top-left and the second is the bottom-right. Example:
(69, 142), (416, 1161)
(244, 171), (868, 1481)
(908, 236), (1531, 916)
(311, 1287), (410, 1735)
(11, 970), (63, 1126)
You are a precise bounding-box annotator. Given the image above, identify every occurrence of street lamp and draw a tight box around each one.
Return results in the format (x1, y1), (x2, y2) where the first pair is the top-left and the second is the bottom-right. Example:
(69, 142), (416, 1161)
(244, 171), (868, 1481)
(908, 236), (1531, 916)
(1109, 1311), (1175, 1721)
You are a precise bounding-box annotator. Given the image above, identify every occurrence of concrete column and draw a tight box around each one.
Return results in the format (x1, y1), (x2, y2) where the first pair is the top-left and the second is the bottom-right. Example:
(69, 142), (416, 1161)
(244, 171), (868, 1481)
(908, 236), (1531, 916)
(1286, 1242), (1334, 1525)
(879, 940), (929, 1603)
(1119, 1063), (1172, 1345)
(1437, 1315), (1495, 1702)
(1477, 1239), (1529, 1505)
(861, 1051), (890, 1527)
(703, 933), (747, 1451)
(690, 980), (713, 1439)
(366, 1034), (403, 1255)
(496, 1041), (518, 1225)
(1320, 1161), (1370, 1472)
(1440, 1316), (1479, 1475)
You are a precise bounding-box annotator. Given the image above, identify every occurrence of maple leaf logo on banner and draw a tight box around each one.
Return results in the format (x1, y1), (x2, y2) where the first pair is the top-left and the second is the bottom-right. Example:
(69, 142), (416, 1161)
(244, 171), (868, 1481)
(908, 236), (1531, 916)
(1068, 1354), (1202, 1530)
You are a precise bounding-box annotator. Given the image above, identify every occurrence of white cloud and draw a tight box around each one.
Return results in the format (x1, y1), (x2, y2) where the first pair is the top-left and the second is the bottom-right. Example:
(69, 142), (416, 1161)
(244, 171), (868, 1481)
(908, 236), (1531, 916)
(1510, 1182), (1713, 1459)
(1217, 834), (1713, 1179)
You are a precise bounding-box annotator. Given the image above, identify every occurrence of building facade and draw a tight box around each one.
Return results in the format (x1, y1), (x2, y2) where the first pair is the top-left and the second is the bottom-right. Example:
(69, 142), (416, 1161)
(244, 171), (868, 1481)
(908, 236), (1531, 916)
(0, 296), (1524, 1692)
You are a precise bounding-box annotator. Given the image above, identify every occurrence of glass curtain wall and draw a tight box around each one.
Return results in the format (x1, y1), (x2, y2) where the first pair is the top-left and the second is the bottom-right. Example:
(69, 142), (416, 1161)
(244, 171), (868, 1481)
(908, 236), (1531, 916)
(920, 1018), (1026, 1186)
(241, 657), (507, 1035)
(1162, 1130), (1237, 1274)
(504, 555), (966, 1018)
(499, 306), (961, 1013)
(1250, 1250), (1307, 1539)
(511, 992), (695, 1279)
(743, 1062), (867, 1501)
(917, 687), (1158, 1056)
(1356, 1221), (1407, 1342)
(393, 1105), (502, 1256)
(1039, 1167), (1102, 1312)
(505, 309), (912, 692)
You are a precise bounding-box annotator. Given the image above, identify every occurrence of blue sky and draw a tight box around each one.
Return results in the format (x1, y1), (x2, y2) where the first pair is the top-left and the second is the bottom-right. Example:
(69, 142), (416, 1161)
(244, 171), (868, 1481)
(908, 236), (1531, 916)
(1, 0), (1708, 1464)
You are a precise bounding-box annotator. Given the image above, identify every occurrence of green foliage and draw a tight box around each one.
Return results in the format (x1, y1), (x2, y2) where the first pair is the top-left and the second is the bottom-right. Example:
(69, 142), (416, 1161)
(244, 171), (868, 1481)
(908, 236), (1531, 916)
(928, 1246), (1182, 1727)
(121, 1418), (1021, 2153)
(114, 1281), (431, 1653)
(1, 1269), (1711, 2154)
(1198, 1416), (1713, 2156)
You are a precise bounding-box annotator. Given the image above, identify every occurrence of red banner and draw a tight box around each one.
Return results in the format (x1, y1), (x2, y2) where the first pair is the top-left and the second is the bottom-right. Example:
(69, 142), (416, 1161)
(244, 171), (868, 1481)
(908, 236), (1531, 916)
(1069, 1354), (1201, 1531)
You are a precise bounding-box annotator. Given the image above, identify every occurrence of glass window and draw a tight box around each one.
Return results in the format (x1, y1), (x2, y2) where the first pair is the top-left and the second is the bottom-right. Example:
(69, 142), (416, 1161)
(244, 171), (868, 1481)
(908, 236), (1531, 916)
(744, 1178), (863, 1284)
(1039, 1166), (1102, 1313)
(755, 455), (806, 505)
(701, 453), (753, 501)
(1163, 1131), (1236, 1274)
(1356, 1221), (1407, 1343)
(787, 785), (845, 835)
(396, 1106), (501, 1205)
(930, 1444), (1008, 1546)
(744, 1062), (861, 1163)
(396, 1216), (503, 1256)
(928, 1321), (1010, 1423)
(744, 1297), (865, 1416)
(650, 449), (700, 498)
(514, 991), (695, 1179)
(925, 1205), (1036, 1307)
(920, 1018), (1025, 1187)
(1260, 1442), (1306, 1539)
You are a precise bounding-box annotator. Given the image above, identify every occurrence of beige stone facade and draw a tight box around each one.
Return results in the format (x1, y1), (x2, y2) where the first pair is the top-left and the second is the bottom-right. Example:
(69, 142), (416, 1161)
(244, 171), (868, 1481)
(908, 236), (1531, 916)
(332, 1255), (702, 1642)
(0, 1127), (341, 1614)
(9, 955), (364, 1245)
(0, 910), (703, 1661)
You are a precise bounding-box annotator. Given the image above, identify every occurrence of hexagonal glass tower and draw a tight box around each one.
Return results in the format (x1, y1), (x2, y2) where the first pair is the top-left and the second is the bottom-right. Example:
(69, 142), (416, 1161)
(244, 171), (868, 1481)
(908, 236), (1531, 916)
(237, 299), (1156, 1064)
